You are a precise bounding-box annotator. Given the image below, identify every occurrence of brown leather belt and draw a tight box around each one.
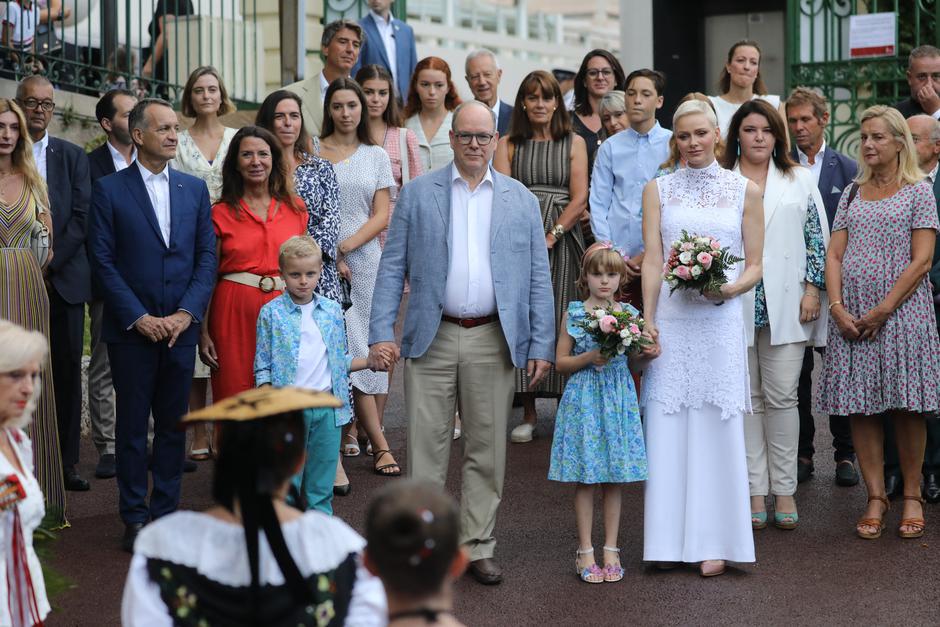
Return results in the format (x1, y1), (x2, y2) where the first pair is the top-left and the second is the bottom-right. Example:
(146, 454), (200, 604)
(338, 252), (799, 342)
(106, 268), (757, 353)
(441, 314), (499, 328)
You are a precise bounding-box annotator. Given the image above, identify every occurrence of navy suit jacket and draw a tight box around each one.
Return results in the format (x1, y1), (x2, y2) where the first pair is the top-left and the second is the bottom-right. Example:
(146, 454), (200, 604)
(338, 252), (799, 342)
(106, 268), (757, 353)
(88, 164), (216, 346)
(354, 14), (418, 102)
(791, 145), (857, 229)
(46, 136), (92, 304)
(88, 142), (117, 184)
(496, 100), (513, 137)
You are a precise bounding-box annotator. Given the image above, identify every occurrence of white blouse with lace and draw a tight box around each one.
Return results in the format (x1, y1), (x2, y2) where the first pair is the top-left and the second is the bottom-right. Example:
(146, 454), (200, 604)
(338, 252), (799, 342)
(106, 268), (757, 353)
(0, 428), (50, 626)
(641, 160), (751, 420)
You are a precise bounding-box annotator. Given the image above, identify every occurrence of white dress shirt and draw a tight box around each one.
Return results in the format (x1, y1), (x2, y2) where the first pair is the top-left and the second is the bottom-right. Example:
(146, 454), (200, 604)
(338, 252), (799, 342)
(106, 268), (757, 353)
(319, 72), (330, 104)
(295, 301), (332, 392)
(137, 161), (171, 246)
(107, 141), (136, 172)
(32, 131), (49, 181)
(796, 140), (826, 185)
(370, 10), (398, 82)
(443, 165), (497, 318)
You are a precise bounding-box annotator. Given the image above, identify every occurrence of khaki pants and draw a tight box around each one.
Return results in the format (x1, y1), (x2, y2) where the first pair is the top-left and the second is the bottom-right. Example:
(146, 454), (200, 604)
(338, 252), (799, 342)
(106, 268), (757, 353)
(404, 320), (515, 560)
(745, 327), (805, 497)
(88, 300), (116, 456)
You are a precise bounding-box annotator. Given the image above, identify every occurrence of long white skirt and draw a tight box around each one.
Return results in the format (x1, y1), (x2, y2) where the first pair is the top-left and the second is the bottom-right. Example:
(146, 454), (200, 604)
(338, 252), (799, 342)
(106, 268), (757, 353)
(642, 400), (755, 563)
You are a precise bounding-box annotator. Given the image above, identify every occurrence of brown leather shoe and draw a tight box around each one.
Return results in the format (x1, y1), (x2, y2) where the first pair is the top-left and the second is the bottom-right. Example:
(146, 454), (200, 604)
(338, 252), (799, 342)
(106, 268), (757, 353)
(467, 558), (503, 585)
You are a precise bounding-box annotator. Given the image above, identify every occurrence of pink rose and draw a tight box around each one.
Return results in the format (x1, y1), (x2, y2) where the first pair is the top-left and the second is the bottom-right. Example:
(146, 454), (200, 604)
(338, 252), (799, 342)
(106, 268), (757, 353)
(674, 265), (692, 280)
(599, 315), (617, 334)
(628, 323), (641, 335)
(680, 242), (694, 252)
(710, 240), (721, 251)
(696, 252), (713, 270)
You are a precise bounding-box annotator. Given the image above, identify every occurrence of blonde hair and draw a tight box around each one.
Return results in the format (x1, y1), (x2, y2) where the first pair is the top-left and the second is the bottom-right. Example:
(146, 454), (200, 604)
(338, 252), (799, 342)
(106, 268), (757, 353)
(278, 235), (322, 269)
(0, 99), (49, 212)
(672, 98), (718, 130)
(576, 244), (628, 299)
(856, 105), (925, 187)
(661, 93), (722, 171)
(0, 319), (47, 429)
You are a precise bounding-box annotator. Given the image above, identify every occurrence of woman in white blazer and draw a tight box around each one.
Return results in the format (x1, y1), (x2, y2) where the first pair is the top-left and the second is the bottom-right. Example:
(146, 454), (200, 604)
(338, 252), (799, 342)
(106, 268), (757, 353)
(722, 99), (829, 531)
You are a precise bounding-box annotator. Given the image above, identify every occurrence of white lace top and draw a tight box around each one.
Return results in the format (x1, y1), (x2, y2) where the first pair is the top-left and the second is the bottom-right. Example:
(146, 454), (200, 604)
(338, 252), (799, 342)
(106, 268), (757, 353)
(641, 160), (751, 419)
(171, 126), (238, 202)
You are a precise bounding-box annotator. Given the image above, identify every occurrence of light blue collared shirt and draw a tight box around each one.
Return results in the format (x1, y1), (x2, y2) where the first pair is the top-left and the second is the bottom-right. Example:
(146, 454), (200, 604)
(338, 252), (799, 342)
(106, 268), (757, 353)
(589, 122), (672, 256)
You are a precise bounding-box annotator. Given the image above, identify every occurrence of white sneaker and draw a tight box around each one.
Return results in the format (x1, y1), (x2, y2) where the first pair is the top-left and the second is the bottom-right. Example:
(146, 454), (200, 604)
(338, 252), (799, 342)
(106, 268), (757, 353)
(510, 422), (535, 443)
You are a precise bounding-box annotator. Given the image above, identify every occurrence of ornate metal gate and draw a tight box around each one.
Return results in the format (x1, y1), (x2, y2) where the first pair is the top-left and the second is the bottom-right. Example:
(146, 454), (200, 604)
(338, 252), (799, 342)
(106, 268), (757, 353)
(786, 0), (939, 156)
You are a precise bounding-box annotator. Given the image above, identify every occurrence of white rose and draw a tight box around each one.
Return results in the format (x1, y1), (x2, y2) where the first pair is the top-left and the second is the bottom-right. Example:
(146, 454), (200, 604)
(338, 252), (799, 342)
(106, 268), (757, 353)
(594, 309), (606, 319)
(619, 328), (630, 338)
(589, 320), (598, 329)
(695, 237), (711, 246)
(691, 265), (702, 277)
(622, 335), (633, 346)
(617, 345), (626, 355)
(679, 251), (692, 264)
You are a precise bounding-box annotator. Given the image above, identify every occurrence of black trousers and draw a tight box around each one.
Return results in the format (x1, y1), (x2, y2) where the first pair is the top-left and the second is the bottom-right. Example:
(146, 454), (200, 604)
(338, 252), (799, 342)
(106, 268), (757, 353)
(797, 347), (855, 462)
(48, 287), (85, 470)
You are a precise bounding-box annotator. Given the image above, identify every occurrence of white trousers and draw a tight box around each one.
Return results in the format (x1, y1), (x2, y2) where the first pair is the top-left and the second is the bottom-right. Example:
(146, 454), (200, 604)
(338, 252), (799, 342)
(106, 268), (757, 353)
(643, 401), (755, 563)
(745, 328), (805, 497)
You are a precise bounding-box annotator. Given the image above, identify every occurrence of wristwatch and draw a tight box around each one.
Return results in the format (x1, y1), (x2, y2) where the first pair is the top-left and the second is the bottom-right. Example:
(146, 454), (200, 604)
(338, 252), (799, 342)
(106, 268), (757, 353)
(550, 224), (565, 240)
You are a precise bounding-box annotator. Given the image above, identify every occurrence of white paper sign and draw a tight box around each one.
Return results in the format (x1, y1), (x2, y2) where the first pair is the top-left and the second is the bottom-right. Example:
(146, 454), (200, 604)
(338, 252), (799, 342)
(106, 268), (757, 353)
(849, 12), (896, 58)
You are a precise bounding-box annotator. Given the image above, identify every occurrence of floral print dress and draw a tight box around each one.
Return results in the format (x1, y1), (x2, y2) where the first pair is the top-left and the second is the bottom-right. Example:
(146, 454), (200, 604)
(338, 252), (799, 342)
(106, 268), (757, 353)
(294, 152), (342, 302)
(817, 181), (940, 416)
(548, 301), (648, 484)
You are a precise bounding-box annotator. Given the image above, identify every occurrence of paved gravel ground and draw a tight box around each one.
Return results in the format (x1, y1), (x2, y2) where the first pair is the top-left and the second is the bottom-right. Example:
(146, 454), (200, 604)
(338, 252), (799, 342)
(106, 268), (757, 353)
(47, 354), (940, 626)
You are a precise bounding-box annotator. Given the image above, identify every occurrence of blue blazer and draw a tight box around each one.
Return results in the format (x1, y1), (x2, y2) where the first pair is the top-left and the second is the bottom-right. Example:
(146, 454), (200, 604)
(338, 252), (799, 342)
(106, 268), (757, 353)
(88, 165), (217, 346)
(496, 100), (513, 137)
(368, 164), (555, 367)
(791, 145), (858, 229)
(46, 136), (92, 304)
(354, 14), (418, 102)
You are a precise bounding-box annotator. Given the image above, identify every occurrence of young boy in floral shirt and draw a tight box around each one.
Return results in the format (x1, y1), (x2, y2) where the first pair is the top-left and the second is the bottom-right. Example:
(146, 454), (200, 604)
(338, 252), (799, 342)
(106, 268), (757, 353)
(255, 236), (389, 513)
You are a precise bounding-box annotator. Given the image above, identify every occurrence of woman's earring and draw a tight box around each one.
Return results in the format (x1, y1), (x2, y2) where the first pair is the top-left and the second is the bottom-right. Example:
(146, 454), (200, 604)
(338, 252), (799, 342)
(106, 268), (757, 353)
(736, 143), (740, 157)
(522, 105), (526, 111)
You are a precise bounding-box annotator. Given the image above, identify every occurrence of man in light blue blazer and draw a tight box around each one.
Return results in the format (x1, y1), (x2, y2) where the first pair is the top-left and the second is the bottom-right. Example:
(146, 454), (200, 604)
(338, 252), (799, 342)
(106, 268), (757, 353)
(369, 100), (554, 586)
(353, 0), (418, 103)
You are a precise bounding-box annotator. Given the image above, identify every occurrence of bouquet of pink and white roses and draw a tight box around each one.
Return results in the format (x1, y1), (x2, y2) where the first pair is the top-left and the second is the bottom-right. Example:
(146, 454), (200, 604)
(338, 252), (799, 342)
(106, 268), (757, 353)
(662, 230), (744, 296)
(577, 306), (652, 360)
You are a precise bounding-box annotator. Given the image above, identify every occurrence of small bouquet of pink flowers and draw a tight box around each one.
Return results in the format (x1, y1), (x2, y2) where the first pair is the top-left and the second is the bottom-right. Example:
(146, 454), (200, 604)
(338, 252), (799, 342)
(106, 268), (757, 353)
(662, 230), (744, 296)
(577, 305), (652, 359)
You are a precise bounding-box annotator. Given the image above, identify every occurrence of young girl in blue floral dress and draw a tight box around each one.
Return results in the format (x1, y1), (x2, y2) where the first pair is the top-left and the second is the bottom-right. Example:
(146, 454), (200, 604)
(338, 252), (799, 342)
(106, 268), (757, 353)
(549, 242), (658, 584)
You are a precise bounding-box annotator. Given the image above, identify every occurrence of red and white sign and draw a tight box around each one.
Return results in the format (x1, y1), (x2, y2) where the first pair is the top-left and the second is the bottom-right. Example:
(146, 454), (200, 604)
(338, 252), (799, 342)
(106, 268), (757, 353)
(849, 12), (896, 58)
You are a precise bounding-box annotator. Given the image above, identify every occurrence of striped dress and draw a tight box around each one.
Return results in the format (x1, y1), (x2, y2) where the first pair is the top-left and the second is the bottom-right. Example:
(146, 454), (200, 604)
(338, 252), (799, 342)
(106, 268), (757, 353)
(0, 183), (66, 527)
(512, 135), (586, 397)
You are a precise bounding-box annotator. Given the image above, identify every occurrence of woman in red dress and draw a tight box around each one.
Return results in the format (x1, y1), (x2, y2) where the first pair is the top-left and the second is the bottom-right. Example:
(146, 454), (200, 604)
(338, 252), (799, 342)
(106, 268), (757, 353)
(199, 126), (307, 402)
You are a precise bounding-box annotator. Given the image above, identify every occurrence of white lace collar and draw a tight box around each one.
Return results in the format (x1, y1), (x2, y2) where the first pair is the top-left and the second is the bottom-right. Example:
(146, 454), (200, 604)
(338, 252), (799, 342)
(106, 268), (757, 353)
(682, 159), (722, 179)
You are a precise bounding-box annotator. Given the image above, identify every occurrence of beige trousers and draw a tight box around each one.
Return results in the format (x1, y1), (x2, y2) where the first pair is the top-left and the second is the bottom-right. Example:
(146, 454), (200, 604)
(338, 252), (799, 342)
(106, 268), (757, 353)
(404, 320), (515, 560)
(745, 327), (805, 497)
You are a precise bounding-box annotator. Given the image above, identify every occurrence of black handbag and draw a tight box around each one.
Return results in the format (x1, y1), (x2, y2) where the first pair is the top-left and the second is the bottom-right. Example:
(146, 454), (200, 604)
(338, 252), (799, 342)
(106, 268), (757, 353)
(339, 277), (353, 311)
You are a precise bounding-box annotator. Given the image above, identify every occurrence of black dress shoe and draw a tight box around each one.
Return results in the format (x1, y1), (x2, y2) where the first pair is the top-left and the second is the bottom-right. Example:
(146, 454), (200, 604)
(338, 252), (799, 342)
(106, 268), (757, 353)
(835, 460), (860, 487)
(63, 467), (90, 491)
(94, 454), (116, 479)
(333, 483), (351, 497)
(797, 458), (814, 483)
(885, 472), (903, 500)
(122, 523), (145, 553)
(183, 459), (198, 473)
(467, 558), (503, 585)
(925, 472), (940, 504)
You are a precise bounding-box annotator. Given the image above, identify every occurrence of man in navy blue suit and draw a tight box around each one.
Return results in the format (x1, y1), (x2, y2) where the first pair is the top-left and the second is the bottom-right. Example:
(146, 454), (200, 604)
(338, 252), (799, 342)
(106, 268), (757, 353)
(785, 87), (859, 488)
(88, 98), (216, 551)
(464, 49), (513, 137)
(353, 0), (417, 103)
(17, 75), (93, 492)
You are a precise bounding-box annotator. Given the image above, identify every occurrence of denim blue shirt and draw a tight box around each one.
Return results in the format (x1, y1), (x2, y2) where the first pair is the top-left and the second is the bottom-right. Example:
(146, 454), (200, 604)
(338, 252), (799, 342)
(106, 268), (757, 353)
(254, 293), (354, 426)
(589, 123), (672, 256)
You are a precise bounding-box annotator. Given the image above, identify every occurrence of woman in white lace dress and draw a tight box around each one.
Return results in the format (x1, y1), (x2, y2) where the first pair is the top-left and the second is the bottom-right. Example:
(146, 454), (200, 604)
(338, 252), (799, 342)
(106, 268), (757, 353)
(639, 99), (764, 576)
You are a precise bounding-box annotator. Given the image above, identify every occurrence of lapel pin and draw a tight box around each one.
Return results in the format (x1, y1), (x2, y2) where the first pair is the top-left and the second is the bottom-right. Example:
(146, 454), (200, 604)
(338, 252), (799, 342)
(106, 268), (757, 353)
(178, 183), (183, 188)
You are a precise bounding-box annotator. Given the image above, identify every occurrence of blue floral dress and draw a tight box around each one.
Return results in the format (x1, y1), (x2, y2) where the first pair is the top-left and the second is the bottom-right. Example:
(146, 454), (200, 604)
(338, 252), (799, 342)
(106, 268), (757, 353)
(548, 301), (648, 484)
(294, 152), (342, 302)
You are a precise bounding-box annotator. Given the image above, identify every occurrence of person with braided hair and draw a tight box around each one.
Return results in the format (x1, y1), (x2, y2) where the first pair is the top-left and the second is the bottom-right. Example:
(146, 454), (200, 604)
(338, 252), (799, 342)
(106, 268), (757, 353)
(120, 387), (386, 626)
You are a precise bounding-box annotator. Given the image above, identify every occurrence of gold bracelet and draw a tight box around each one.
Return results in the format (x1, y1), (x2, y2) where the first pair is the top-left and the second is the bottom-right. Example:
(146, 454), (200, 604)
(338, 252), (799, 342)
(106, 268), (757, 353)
(550, 224), (565, 240)
(828, 300), (843, 311)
